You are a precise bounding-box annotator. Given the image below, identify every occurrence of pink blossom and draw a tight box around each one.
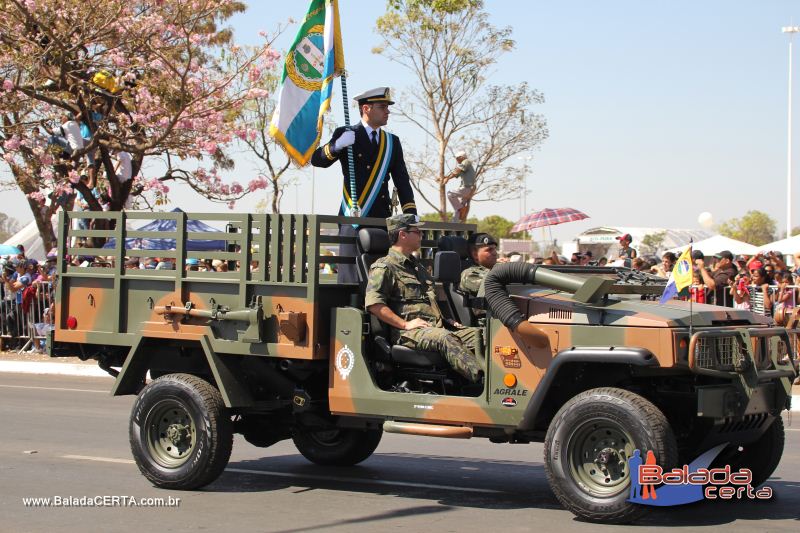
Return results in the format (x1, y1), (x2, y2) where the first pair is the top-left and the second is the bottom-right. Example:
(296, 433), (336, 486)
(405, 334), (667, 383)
(2, 79), (13, 91)
(200, 141), (218, 154)
(26, 191), (46, 205)
(4, 135), (21, 151)
(230, 182), (243, 195)
(245, 88), (269, 99)
(247, 177), (268, 192)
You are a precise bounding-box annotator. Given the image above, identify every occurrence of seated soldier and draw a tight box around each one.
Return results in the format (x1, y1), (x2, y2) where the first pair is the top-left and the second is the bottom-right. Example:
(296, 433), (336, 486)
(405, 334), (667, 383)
(460, 232), (498, 320)
(365, 214), (484, 383)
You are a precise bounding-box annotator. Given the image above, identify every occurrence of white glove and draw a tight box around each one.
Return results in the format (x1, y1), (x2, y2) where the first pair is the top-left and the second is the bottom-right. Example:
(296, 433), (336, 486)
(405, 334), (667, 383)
(332, 130), (355, 152)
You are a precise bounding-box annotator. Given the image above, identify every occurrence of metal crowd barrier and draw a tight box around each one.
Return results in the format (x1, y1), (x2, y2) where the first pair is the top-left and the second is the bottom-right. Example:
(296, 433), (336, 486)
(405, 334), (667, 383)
(685, 284), (797, 316)
(0, 281), (54, 353)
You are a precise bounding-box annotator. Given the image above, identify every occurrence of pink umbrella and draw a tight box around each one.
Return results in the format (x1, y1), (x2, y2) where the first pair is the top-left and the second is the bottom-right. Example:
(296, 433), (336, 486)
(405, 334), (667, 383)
(511, 207), (589, 233)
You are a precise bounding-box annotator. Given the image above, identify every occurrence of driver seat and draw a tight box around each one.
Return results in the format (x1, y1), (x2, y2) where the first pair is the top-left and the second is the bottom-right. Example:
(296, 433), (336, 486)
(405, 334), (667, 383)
(356, 228), (447, 368)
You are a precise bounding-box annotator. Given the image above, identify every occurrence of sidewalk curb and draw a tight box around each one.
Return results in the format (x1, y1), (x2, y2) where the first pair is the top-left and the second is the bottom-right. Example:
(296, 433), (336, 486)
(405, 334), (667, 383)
(0, 360), (799, 411)
(0, 360), (110, 378)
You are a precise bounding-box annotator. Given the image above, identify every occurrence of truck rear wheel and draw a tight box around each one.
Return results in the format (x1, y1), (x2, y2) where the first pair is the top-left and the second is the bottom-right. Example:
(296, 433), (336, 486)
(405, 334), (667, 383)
(292, 427), (382, 466)
(544, 387), (678, 524)
(129, 373), (233, 490)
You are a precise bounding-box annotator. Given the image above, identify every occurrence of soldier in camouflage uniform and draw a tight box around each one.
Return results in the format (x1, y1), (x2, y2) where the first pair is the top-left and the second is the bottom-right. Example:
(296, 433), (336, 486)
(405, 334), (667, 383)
(365, 214), (484, 383)
(459, 233), (498, 321)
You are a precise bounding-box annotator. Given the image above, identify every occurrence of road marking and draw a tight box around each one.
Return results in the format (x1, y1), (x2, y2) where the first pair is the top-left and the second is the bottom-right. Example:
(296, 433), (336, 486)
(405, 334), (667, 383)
(60, 455), (505, 494)
(63, 455), (135, 464)
(0, 384), (107, 394)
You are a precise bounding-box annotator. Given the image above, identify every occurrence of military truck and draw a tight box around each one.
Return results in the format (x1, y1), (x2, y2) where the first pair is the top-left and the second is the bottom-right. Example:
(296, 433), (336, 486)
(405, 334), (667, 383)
(52, 211), (797, 524)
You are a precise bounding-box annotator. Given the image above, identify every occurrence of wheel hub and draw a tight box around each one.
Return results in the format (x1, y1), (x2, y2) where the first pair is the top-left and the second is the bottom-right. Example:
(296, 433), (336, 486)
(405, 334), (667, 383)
(568, 421), (635, 496)
(145, 400), (196, 468)
(166, 424), (190, 446)
(595, 447), (618, 466)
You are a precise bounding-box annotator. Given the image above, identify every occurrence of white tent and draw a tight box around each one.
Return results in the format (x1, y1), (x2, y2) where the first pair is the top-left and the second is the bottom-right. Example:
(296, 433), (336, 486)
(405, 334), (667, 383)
(757, 235), (800, 255)
(575, 226), (713, 257)
(668, 235), (758, 256)
(2, 220), (47, 261)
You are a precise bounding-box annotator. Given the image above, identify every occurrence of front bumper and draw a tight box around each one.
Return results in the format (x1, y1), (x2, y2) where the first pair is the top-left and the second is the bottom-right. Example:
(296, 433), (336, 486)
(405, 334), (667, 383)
(688, 327), (797, 418)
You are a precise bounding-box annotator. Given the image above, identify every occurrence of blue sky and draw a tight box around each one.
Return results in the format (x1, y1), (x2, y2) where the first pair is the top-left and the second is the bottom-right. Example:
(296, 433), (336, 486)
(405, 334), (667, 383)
(3, 1), (800, 243)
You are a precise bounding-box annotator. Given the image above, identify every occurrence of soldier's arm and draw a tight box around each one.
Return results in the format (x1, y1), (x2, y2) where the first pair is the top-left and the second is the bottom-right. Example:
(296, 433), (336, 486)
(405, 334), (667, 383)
(389, 137), (417, 214)
(367, 303), (429, 330)
(311, 127), (346, 168)
(459, 269), (482, 297)
(365, 263), (427, 329)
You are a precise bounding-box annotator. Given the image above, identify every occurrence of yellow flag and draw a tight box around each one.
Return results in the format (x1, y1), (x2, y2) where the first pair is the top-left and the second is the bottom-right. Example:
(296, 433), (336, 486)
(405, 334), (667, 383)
(672, 245), (693, 292)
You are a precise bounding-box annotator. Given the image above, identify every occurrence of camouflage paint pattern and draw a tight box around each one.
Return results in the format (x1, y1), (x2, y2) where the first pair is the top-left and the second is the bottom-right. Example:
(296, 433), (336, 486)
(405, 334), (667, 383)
(55, 210), (795, 432)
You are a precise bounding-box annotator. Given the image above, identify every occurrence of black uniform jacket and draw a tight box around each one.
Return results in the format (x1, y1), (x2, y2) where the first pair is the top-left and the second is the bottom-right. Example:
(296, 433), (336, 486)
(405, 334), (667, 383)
(311, 124), (417, 217)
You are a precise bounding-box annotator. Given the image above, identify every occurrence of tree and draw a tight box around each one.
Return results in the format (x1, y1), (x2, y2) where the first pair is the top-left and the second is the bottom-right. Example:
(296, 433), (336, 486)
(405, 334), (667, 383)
(718, 211), (776, 246)
(0, 212), (20, 242)
(234, 32), (297, 213)
(781, 226), (800, 239)
(477, 215), (523, 239)
(640, 231), (666, 255)
(0, 0), (278, 249)
(374, 0), (548, 221)
(419, 212), (521, 239)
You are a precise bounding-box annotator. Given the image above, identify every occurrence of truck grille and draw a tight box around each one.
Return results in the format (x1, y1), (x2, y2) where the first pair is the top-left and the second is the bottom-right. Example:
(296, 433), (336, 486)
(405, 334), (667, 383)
(694, 336), (745, 371)
(689, 327), (795, 374)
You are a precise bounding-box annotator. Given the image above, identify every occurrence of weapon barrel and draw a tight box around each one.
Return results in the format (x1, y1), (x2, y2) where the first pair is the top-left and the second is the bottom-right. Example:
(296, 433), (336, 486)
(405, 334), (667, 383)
(154, 306), (260, 322)
(529, 267), (585, 293)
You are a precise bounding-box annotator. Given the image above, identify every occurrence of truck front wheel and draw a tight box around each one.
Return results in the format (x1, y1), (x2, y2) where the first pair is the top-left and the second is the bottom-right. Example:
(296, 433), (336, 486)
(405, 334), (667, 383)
(544, 387), (678, 524)
(292, 427), (382, 466)
(716, 417), (785, 488)
(129, 374), (233, 490)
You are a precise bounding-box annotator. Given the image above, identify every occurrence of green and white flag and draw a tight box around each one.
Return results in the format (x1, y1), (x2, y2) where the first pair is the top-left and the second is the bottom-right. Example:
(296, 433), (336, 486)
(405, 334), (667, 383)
(269, 0), (344, 166)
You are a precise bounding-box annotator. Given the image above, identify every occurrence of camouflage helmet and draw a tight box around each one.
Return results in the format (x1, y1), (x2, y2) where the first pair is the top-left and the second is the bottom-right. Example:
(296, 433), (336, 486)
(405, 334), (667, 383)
(386, 213), (424, 233)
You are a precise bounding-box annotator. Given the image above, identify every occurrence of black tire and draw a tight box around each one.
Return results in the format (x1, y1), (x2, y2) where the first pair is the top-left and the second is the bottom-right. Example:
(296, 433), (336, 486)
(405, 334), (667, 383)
(717, 417), (785, 488)
(129, 373), (233, 490)
(544, 387), (678, 524)
(292, 427), (382, 466)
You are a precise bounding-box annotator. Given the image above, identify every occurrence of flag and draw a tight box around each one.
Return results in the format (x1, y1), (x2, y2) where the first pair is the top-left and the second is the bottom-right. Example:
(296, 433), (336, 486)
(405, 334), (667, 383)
(269, 0), (344, 166)
(659, 245), (694, 304)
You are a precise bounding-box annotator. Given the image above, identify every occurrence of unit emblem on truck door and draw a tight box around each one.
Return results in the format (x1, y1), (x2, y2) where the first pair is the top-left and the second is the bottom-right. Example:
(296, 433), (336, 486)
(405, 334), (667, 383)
(335, 345), (355, 380)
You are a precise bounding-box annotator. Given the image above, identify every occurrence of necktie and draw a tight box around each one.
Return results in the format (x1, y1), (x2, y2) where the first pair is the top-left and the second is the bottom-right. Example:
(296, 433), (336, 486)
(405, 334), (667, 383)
(371, 130), (378, 147)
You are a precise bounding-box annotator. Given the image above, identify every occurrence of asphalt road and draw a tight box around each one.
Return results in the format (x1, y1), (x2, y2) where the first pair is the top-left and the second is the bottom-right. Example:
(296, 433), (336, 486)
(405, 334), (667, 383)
(1, 373), (798, 533)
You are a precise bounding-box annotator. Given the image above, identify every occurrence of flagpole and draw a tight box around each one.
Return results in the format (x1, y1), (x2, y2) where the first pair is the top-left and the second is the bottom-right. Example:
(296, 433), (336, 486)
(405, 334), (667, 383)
(340, 74), (359, 217)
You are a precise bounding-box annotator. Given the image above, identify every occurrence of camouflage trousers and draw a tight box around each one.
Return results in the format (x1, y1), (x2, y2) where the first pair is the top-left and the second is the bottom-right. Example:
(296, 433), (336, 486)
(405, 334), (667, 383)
(397, 326), (484, 382)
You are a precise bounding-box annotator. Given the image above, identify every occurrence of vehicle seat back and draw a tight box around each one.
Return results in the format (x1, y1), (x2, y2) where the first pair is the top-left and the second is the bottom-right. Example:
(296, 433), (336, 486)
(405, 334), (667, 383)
(356, 228), (391, 288)
(433, 243), (476, 326)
